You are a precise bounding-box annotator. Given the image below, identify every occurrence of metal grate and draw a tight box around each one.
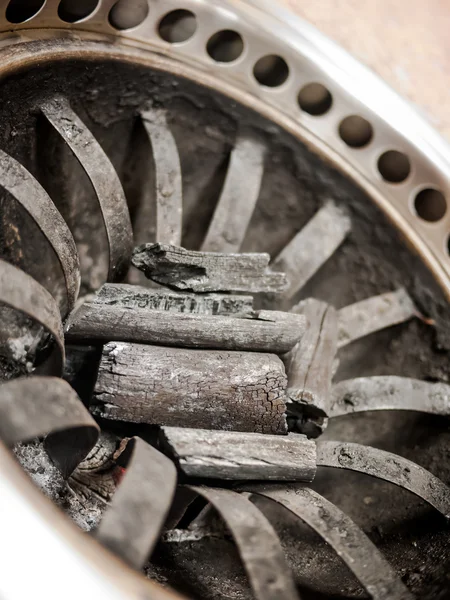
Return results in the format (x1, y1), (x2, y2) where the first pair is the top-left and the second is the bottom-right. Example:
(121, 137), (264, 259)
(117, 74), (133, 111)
(0, 2), (449, 599)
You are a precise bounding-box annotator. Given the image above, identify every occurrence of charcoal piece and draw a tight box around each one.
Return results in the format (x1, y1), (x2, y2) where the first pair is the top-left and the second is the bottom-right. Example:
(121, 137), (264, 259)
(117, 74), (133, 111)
(63, 344), (102, 406)
(285, 298), (337, 436)
(92, 282), (254, 315)
(131, 243), (287, 293)
(66, 304), (306, 354)
(93, 343), (289, 434)
(160, 427), (316, 481)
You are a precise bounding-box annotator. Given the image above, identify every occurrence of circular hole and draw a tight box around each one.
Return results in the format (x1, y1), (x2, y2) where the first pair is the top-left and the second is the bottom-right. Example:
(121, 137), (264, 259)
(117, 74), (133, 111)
(414, 188), (447, 222)
(377, 150), (411, 183)
(206, 30), (244, 63)
(158, 9), (197, 43)
(339, 115), (373, 148)
(58, 0), (98, 22)
(253, 55), (289, 88)
(298, 83), (332, 116)
(6, 0), (45, 23)
(109, 0), (149, 30)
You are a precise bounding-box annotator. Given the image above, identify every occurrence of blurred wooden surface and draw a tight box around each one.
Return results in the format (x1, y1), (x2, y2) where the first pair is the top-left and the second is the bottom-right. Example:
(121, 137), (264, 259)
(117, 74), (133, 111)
(281, 0), (450, 139)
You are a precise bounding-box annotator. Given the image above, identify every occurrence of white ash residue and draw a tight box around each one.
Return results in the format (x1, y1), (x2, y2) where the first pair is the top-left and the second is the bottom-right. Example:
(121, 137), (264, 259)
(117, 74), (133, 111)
(13, 439), (105, 531)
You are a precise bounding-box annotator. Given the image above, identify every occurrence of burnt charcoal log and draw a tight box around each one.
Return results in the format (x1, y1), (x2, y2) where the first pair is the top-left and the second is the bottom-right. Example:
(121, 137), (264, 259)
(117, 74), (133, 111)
(160, 427), (316, 481)
(131, 243), (287, 293)
(284, 298), (338, 437)
(91, 283), (254, 315)
(66, 304), (306, 354)
(92, 343), (289, 434)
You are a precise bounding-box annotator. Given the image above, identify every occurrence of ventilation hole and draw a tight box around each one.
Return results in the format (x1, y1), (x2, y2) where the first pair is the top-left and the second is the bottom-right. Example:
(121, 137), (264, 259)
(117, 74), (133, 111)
(253, 55), (289, 87)
(109, 0), (148, 30)
(447, 235), (450, 256)
(377, 150), (411, 183)
(206, 30), (244, 63)
(298, 83), (332, 116)
(6, 0), (45, 23)
(158, 9), (197, 43)
(58, 0), (98, 22)
(414, 188), (447, 222)
(339, 115), (373, 148)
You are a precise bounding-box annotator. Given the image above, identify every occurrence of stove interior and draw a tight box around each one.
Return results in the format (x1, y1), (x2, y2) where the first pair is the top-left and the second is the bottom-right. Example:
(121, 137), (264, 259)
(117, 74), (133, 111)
(0, 58), (449, 600)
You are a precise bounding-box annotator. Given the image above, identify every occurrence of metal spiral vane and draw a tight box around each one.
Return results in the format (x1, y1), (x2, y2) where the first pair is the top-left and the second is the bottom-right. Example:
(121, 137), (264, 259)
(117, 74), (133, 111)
(1, 91), (449, 600)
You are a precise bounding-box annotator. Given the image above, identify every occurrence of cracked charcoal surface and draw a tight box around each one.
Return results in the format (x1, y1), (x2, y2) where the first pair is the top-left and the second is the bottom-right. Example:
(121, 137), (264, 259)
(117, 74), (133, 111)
(93, 343), (288, 434)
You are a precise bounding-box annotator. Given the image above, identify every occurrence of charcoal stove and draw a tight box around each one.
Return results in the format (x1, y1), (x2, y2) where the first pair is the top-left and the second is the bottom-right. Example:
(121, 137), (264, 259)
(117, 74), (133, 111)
(0, 1), (449, 599)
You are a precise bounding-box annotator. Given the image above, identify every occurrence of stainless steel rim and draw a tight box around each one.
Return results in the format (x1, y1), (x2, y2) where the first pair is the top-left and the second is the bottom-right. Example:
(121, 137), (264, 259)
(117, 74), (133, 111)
(1, 0), (450, 296)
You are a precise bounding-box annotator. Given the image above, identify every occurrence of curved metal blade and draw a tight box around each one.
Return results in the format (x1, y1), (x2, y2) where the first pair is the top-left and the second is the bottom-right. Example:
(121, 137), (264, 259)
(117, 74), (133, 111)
(0, 149), (80, 313)
(0, 258), (64, 375)
(141, 108), (183, 246)
(330, 376), (450, 418)
(201, 133), (265, 253)
(245, 484), (413, 600)
(189, 486), (300, 600)
(0, 376), (99, 477)
(41, 96), (133, 281)
(317, 441), (450, 518)
(96, 437), (177, 570)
